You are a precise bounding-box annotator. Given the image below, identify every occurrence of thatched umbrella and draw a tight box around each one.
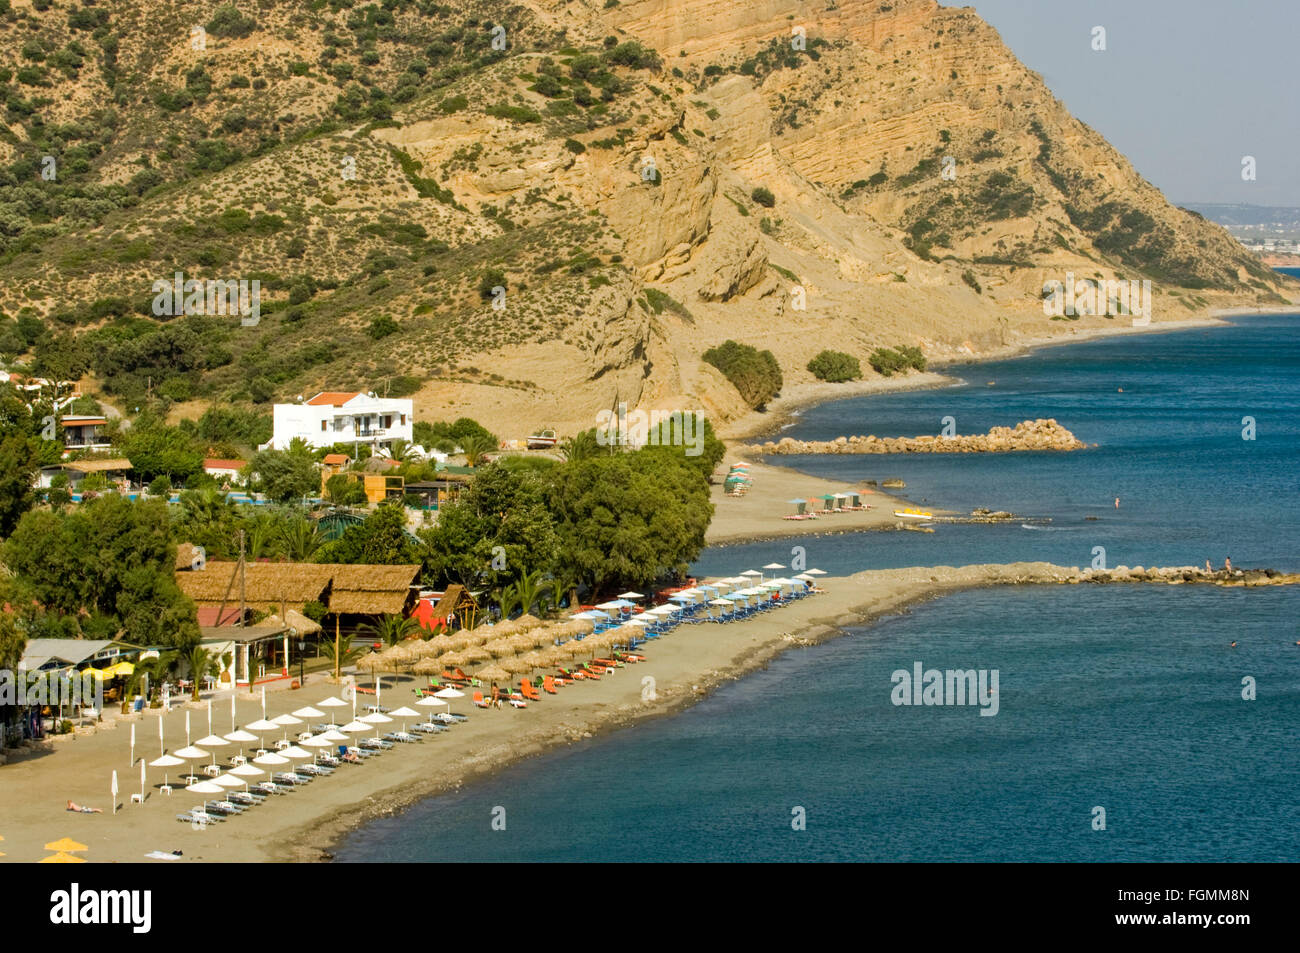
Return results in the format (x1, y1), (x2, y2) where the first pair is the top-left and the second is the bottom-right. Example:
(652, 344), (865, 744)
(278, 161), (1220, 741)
(461, 645), (491, 664)
(439, 650), (466, 668)
(413, 657), (443, 677)
(476, 663), (510, 683)
(410, 639), (441, 659)
(500, 656), (533, 676)
(427, 634), (456, 654)
(567, 616), (596, 635)
(513, 613), (544, 631)
(516, 650), (548, 672)
(488, 620), (520, 639)
(355, 652), (385, 673)
(448, 633), (476, 651)
(483, 639), (515, 659)
(386, 644), (419, 671)
(508, 633), (538, 652)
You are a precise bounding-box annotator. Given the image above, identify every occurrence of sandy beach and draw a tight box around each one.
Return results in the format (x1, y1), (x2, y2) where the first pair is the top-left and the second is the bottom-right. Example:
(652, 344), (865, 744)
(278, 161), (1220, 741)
(4, 559), (1287, 864)
(705, 456), (932, 544)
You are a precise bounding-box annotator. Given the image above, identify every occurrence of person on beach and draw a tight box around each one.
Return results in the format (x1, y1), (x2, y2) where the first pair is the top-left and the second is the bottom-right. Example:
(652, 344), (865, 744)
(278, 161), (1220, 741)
(67, 801), (102, 814)
(1206, 559), (1212, 573)
(1224, 556), (1232, 572)
(1114, 497), (1120, 509)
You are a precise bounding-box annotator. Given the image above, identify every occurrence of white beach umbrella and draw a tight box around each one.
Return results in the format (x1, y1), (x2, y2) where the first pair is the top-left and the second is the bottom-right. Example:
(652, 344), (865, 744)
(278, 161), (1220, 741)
(172, 744), (208, 784)
(340, 720), (371, 734)
(279, 745), (311, 763)
(194, 734), (229, 768)
(252, 751), (290, 784)
(415, 696), (448, 724)
(244, 718), (279, 749)
(229, 763), (265, 779)
(149, 753), (183, 790)
(320, 728), (350, 743)
(617, 591), (644, 600)
(185, 779), (226, 816)
(387, 706), (419, 732)
(805, 568), (827, 576)
(360, 711), (392, 739)
(292, 706), (325, 720)
(222, 728), (258, 762)
(300, 734), (332, 750)
(210, 773), (244, 790)
(433, 686), (464, 721)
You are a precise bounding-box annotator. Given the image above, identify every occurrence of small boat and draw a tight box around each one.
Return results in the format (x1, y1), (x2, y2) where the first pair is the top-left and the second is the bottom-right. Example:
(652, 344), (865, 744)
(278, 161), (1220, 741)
(527, 428), (558, 449)
(893, 508), (934, 521)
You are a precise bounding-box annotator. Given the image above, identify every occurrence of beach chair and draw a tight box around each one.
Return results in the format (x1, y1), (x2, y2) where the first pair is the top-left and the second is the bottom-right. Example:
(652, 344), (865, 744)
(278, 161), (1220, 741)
(542, 676), (558, 695)
(255, 780), (291, 795)
(473, 691), (490, 708)
(520, 680), (541, 701)
(506, 697), (527, 708)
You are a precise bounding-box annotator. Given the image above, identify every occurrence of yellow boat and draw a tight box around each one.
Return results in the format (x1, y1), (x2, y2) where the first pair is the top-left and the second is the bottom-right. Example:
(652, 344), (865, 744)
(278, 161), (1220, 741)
(893, 508), (934, 520)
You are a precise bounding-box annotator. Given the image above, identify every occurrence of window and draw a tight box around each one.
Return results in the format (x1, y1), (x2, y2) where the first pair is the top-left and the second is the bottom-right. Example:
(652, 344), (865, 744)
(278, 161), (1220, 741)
(320, 420), (327, 431)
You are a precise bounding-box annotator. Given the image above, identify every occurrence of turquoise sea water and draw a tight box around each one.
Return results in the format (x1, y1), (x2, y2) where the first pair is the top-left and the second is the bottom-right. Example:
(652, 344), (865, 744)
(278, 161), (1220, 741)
(337, 314), (1300, 862)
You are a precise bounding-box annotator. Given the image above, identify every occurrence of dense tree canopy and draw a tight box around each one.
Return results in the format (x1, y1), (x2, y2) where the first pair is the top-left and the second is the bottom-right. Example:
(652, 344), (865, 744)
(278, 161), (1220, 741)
(547, 451), (712, 591)
(422, 462), (558, 589)
(3, 495), (198, 647)
(317, 503), (420, 565)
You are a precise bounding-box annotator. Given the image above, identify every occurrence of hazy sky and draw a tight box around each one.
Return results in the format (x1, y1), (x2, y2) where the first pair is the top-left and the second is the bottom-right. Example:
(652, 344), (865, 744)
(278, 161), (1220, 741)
(952, 0), (1300, 207)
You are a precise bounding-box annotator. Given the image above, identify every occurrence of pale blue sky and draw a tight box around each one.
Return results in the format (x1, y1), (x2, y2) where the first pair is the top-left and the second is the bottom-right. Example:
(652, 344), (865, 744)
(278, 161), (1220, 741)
(953, 0), (1300, 206)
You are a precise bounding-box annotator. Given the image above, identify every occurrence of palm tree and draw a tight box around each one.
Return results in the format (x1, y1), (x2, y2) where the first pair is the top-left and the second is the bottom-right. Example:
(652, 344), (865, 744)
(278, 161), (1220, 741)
(321, 636), (365, 671)
(547, 571), (578, 616)
(124, 653), (174, 707)
(495, 584), (522, 621)
(185, 645), (215, 700)
(245, 512), (277, 561)
(560, 428), (602, 462)
(514, 568), (547, 617)
(361, 614), (419, 646)
(279, 516), (324, 561)
(388, 439), (420, 463)
(459, 433), (495, 467)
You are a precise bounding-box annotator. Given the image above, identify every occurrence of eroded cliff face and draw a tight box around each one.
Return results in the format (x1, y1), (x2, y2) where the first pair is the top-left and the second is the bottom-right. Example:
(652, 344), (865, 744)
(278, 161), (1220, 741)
(2, 0), (1289, 441)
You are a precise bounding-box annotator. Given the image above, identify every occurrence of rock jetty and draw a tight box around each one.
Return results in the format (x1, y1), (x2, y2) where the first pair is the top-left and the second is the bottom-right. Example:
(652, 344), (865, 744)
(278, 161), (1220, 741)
(757, 419), (1085, 454)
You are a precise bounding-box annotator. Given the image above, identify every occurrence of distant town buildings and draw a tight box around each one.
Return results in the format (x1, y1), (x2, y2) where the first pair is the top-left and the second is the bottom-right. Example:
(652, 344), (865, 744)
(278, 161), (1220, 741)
(265, 391), (414, 453)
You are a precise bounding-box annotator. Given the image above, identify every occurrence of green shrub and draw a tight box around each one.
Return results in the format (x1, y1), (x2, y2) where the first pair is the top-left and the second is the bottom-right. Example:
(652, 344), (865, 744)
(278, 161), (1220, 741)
(868, 345), (927, 377)
(961, 270), (981, 293)
(367, 315), (399, 340)
(208, 3), (257, 38)
(807, 350), (861, 382)
(751, 186), (776, 208)
(702, 340), (782, 409)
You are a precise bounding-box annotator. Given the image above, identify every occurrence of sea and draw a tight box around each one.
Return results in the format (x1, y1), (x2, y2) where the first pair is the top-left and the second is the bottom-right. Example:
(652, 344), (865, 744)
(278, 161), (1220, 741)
(336, 310), (1300, 862)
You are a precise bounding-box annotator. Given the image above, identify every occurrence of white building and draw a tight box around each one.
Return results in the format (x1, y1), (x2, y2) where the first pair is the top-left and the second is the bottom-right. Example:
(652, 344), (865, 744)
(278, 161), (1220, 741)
(266, 391), (414, 452)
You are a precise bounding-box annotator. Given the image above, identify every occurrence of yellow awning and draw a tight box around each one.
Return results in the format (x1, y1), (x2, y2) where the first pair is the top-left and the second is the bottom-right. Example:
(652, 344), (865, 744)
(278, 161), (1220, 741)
(39, 852), (86, 864)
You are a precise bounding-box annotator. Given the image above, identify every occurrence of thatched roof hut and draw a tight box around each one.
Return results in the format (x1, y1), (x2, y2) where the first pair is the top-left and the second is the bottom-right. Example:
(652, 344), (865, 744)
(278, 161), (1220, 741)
(176, 560), (420, 617)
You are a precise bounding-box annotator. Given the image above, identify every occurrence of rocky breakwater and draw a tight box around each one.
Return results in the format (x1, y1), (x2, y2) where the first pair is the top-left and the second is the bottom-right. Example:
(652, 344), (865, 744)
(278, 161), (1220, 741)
(757, 419), (1086, 454)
